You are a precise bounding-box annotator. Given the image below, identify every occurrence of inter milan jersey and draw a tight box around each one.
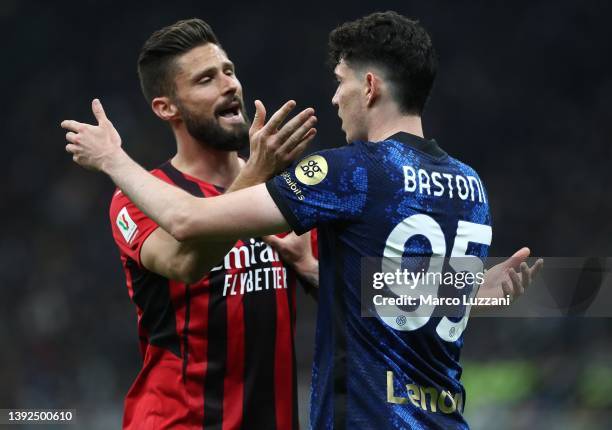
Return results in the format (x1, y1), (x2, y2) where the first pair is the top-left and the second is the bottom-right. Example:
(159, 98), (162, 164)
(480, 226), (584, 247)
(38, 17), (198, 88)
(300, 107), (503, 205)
(266, 132), (492, 429)
(110, 161), (302, 430)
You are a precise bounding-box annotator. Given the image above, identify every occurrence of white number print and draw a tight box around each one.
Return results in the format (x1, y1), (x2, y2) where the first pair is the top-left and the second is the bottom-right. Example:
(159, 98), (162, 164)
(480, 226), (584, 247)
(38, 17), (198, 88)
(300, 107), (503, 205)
(375, 214), (492, 341)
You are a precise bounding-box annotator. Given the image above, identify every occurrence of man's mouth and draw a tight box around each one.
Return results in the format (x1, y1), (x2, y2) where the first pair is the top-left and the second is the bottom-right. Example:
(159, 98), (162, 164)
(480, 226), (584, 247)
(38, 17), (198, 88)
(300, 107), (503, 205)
(217, 101), (244, 124)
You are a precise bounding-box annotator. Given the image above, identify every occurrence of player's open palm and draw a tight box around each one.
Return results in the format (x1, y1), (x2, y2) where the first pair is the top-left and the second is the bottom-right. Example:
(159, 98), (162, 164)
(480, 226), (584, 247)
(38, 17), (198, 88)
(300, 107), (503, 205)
(479, 247), (544, 302)
(247, 99), (317, 179)
(61, 99), (122, 171)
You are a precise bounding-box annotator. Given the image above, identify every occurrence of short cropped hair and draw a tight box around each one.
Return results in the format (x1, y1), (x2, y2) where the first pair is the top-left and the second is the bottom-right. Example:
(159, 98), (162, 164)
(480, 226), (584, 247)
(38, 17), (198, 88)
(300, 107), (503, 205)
(137, 18), (219, 103)
(328, 11), (437, 115)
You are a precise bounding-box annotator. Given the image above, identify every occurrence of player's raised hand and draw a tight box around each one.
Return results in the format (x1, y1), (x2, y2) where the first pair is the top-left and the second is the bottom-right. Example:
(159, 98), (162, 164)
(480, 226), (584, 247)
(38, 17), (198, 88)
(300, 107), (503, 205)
(246, 99), (317, 180)
(61, 99), (123, 172)
(478, 247), (544, 302)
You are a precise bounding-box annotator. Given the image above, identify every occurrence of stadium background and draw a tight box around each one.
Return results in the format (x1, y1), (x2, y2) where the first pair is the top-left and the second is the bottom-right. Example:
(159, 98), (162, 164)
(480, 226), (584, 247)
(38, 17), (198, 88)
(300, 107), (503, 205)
(3, 0), (612, 428)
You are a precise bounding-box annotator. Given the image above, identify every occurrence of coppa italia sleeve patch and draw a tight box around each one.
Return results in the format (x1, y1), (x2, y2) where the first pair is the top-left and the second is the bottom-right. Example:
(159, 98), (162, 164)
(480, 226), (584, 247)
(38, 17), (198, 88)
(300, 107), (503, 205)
(116, 206), (138, 243)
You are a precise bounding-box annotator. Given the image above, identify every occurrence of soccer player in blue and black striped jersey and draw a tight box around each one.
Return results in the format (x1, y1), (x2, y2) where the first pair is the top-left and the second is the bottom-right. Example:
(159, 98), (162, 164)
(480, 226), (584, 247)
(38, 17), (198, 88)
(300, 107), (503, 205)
(64, 11), (541, 430)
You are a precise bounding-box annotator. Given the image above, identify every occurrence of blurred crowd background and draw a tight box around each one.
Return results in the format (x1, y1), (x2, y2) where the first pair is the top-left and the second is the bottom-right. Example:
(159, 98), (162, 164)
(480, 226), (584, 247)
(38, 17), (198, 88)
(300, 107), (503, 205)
(3, 0), (612, 428)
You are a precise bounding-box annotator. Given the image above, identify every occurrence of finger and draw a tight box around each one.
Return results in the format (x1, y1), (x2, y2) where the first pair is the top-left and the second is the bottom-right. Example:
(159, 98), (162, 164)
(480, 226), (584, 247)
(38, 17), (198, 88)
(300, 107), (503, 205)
(501, 280), (513, 299)
(92, 98), (109, 125)
(262, 100), (296, 135)
(275, 107), (315, 143)
(65, 131), (80, 144)
(508, 268), (524, 296)
(61, 120), (86, 133)
(250, 100), (267, 133)
(65, 143), (79, 154)
(531, 258), (544, 278)
(286, 128), (317, 161)
(520, 262), (532, 288)
(499, 247), (530, 270)
(278, 116), (317, 155)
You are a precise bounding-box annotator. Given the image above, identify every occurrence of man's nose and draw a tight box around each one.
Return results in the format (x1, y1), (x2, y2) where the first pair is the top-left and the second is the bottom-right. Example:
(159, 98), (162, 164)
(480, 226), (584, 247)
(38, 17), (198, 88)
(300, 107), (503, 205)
(221, 74), (239, 95)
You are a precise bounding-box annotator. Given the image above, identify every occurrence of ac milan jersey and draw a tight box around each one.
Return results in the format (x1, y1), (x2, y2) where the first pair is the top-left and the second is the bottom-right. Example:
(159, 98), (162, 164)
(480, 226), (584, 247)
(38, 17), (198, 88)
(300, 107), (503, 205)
(266, 132), (492, 429)
(110, 161), (300, 430)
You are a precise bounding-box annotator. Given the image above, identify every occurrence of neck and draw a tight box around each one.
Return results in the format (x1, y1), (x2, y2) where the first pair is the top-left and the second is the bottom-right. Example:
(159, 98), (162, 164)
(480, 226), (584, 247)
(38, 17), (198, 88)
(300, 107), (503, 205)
(170, 123), (243, 189)
(366, 106), (424, 142)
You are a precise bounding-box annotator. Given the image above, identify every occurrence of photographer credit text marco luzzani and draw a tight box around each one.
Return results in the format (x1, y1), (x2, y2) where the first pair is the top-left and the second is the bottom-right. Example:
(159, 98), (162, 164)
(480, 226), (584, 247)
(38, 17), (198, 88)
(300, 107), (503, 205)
(371, 268), (511, 307)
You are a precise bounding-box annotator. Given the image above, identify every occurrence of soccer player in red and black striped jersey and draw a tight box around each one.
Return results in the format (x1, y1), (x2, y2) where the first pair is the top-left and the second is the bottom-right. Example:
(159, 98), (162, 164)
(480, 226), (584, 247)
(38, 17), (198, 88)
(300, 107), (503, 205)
(90, 19), (318, 429)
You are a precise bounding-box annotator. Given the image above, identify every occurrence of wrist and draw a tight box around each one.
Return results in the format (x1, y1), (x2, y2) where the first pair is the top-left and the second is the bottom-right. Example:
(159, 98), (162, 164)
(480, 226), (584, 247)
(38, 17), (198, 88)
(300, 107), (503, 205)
(294, 255), (318, 276)
(240, 161), (267, 185)
(101, 147), (129, 175)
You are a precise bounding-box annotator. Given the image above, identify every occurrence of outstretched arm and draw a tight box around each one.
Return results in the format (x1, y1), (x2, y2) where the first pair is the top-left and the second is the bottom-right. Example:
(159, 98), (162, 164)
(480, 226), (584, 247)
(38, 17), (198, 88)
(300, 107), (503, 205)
(63, 99), (309, 243)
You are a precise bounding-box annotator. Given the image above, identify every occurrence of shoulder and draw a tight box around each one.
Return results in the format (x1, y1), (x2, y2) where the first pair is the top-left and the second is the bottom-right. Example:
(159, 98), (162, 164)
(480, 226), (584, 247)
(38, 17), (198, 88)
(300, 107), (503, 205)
(314, 141), (367, 158)
(296, 142), (370, 169)
(447, 156), (483, 182)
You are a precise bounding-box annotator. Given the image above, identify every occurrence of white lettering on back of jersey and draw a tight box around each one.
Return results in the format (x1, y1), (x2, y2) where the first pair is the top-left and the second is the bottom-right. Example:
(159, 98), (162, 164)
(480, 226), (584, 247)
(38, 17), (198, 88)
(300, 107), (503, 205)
(403, 165), (485, 203)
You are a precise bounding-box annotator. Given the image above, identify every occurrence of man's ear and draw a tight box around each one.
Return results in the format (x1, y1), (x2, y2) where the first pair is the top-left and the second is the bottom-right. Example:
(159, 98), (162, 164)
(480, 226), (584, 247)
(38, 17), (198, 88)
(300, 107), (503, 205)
(151, 96), (180, 121)
(364, 72), (381, 108)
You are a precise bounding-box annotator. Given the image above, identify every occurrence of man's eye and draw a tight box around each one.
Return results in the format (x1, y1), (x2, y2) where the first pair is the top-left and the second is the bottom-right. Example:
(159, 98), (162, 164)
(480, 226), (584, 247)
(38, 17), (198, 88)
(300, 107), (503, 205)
(225, 69), (234, 76)
(199, 77), (212, 84)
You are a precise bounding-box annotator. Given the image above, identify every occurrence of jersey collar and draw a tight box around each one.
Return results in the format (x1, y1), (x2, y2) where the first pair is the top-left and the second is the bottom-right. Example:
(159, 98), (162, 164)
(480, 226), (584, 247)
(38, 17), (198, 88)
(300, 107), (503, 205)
(386, 132), (447, 158)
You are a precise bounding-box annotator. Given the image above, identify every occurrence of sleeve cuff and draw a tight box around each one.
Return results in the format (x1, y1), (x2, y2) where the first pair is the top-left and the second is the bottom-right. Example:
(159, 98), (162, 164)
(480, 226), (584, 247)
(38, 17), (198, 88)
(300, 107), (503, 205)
(134, 225), (160, 268)
(265, 180), (308, 235)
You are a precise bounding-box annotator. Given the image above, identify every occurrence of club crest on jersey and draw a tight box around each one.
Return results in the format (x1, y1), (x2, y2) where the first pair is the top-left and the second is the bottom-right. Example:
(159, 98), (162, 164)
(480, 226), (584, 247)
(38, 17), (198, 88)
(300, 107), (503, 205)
(295, 155), (328, 186)
(116, 207), (137, 243)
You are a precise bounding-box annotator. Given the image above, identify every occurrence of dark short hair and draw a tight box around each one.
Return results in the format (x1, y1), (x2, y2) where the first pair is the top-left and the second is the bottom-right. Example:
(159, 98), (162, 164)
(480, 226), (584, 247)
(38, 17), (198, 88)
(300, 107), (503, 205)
(137, 18), (219, 103)
(328, 11), (437, 115)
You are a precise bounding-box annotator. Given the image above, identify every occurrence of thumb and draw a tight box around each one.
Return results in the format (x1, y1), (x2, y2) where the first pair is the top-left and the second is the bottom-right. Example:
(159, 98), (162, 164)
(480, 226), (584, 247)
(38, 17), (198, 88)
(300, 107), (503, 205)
(251, 100), (266, 132)
(262, 234), (281, 249)
(500, 247), (530, 270)
(92, 98), (110, 125)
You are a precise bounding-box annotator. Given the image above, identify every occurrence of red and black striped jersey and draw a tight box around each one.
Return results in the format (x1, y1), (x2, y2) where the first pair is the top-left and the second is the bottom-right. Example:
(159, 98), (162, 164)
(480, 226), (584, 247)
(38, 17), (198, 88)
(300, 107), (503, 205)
(109, 161), (306, 430)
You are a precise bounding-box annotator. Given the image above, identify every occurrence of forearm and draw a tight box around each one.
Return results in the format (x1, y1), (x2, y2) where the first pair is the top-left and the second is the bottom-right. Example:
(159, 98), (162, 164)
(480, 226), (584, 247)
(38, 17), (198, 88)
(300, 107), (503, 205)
(104, 149), (288, 242)
(180, 170), (265, 276)
(180, 166), (269, 274)
(64, 98), (307, 244)
(174, 163), (267, 274)
(104, 149), (198, 239)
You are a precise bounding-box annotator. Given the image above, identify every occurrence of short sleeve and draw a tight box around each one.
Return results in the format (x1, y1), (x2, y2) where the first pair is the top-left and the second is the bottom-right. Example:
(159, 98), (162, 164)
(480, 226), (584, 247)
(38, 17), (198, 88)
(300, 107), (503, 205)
(109, 189), (159, 267)
(265, 147), (368, 235)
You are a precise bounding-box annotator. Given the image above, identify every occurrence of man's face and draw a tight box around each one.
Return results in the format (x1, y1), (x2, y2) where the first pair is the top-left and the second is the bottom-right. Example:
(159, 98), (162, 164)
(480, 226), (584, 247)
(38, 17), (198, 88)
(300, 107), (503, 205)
(331, 59), (368, 143)
(172, 43), (249, 151)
